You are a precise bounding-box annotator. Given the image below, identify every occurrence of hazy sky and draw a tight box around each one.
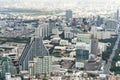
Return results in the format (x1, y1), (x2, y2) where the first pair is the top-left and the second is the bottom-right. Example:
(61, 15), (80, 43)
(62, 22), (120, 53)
(0, 0), (119, 9)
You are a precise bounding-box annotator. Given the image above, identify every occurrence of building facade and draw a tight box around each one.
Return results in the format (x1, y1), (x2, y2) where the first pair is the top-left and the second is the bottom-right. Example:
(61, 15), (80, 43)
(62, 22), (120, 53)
(90, 34), (98, 56)
(29, 56), (52, 76)
(0, 57), (17, 79)
(66, 10), (72, 21)
(19, 36), (49, 70)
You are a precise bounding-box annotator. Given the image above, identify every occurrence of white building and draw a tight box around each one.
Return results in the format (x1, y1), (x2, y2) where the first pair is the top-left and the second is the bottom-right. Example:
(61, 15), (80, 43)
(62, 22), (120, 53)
(76, 42), (90, 51)
(5, 73), (21, 80)
(51, 76), (62, 80)
(116, 61), (120, 67)
(75, 62), (84, 69)
(98, 42), (109, 54)
(64, 27), (75, 39)
(54, 46), (66, 51)
(36, 23), (50, 38)
(72, 38), (77, 44)
(60, 40), (69, 46)
(52, 27), (59, 35)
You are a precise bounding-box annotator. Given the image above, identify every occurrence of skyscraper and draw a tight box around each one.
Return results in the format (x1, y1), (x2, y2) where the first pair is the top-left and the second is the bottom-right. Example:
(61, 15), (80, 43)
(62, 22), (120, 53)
(35, 23), (51, 38)
(66, 10), (72, 21)
(90, 33), (98, 56)
(49, 19), (56, 34)
(96, 16), (103, 26)
(116, 9), (119, 21)
(19, 36), (49, 70)
(75, 37), (90, 60)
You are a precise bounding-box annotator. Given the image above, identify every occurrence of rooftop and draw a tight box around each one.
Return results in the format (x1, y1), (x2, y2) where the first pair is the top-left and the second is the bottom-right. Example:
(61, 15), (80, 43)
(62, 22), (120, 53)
(77, 36), (90, 43)
(84, 61), (102, 71)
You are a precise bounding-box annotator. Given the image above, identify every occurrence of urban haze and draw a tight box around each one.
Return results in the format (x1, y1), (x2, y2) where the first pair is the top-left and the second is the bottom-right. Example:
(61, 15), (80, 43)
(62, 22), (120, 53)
(0, 0), (120, 80)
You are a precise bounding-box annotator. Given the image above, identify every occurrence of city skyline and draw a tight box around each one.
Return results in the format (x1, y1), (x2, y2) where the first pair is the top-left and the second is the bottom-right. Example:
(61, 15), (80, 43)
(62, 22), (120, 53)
(0, 0), (120, 80)
(0, 0), (119, 9)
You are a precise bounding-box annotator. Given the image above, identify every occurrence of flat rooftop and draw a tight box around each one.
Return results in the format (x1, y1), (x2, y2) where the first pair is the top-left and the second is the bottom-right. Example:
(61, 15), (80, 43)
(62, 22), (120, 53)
(84, 61), (102, 71)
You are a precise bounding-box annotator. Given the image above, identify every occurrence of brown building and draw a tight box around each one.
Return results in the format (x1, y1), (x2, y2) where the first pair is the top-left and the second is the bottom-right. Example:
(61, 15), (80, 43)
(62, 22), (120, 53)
(109, 76), (120, 80)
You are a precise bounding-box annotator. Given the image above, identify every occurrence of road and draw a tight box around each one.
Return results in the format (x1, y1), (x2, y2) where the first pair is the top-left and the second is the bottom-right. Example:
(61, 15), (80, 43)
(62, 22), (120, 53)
(104, 33), (120, 74)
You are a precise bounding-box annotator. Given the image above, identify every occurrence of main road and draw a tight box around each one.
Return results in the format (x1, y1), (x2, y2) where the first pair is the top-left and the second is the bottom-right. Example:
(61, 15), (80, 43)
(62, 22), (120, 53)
(104, 33), (120, 74)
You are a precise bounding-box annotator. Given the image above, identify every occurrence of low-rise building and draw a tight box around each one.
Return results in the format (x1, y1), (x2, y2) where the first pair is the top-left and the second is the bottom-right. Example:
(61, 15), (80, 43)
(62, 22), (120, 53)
(75, 62), (84, 69)
(116, 61), (120, 67)
(60, 40), (69, 46)
(5, 73), (21, 80)
(54, 46), (66, 54)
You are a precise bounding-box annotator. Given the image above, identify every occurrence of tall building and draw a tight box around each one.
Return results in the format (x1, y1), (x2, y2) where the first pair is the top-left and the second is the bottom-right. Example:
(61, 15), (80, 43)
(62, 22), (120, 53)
(72, 18), (77, 26)
(36, 23), (50, 38)
(19, 36), (49, 70)
(76, 37), (90, 60)
(117, 24), (120, 34)
(49, 19), (56, 34)
(64, 27), (75, 39)
(0, 57), (17, 79)
(96, 16), (103, 26)
(82, 18), (87, 25)
(90, 33), (98, 56)
(117, 9), (119, 21)
(115, 9), (119, 21)
(29, 56), (52, 76)
(66, 10), (72, 21)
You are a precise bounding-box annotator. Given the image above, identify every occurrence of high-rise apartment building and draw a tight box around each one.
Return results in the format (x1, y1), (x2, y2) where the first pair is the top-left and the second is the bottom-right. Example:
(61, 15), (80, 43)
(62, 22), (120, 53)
(96, 16), (103, 26)
(49, 19), (56, 34)
(116, 9), (119, 21)
(36, 23), (50, 38)
(29, 56), (52, 76)
(66, 10), (72, 21)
